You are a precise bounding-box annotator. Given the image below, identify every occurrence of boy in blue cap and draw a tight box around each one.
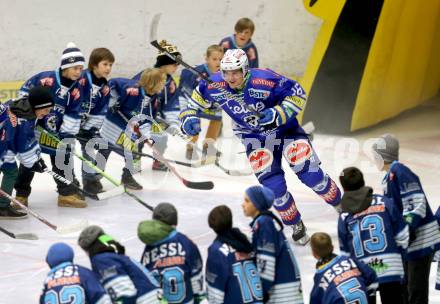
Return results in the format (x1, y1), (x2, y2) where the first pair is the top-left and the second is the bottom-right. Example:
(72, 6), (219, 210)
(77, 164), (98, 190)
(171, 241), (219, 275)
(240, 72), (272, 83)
(242, 185), (304, 303)
(40, 242), (111, 304)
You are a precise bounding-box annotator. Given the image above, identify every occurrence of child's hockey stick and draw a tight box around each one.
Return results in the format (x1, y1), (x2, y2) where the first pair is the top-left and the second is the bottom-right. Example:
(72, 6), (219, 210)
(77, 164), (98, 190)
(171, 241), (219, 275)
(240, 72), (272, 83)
(117, 111), (214, 190)
(0, 189), (87, 234)
(0, 226), (38, 240)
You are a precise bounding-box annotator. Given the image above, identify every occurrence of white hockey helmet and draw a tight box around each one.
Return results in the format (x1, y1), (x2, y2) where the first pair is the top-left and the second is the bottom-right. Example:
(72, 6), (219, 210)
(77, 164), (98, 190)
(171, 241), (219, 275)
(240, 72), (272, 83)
(220, 49), (249, 79)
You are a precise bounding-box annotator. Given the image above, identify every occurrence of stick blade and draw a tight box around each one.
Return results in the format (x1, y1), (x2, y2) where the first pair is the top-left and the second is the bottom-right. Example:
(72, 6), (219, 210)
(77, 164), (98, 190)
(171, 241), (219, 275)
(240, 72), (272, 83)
(14, 233), (39, 240)
(56, 219), (89, 235)
(150, 40), (160, 49)
(184, 180), (214, 190)
(97, 186), (125, 200)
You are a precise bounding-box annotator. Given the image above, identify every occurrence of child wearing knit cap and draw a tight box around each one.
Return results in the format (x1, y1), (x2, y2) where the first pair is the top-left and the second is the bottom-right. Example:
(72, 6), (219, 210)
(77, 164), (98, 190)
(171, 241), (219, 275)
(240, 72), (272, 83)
(14, 42), (87, 208)
(206, 205), (263, 304)
(0, 86), (54, 218)
(40, 242), (111, 304)
(78, 225), (161, 304)
(372, 134), (440, 303)
(242, 185), (304, 303)
(137, 202), (205, 304)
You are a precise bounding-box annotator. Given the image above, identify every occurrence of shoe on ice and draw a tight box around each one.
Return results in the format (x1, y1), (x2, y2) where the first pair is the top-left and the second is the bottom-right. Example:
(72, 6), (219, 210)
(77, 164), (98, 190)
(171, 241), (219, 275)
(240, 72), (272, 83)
(12, 196), (28, 210)
(58, 194), (87, 208)
(185, 146), (199, 161)
(0, 206), (28, 219)
(152, 159), (168, 172)
(83, 179), (104, 195)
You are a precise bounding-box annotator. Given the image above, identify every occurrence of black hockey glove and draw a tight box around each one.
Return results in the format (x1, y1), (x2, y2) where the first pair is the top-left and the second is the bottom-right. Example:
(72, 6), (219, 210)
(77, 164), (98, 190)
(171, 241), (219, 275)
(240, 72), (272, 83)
(30, 158), (47, 173)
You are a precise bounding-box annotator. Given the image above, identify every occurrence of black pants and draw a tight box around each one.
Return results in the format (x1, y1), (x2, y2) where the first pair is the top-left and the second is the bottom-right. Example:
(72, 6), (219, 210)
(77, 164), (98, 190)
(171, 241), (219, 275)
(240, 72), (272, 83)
(404, 254), (433, 304)
(378, 281), (406, 304)
(15, 152), (78, 197)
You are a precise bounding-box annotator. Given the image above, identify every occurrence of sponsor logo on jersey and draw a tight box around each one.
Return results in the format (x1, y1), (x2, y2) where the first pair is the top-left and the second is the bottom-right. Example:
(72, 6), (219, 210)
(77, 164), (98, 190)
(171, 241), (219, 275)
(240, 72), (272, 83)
(39, 77), (54, 87)
(126, 87), (139, 96)
(320, 179), (339, 203)
(248, 148), (273, 173)
(248, 88), (270, 100)
(207, 81), (226, 90)
(71, 88), (80, 100)
(285, 95), (306, 109)
(191, 90), (206, 105)
(211, 92), (226, 102)
(251, 78), (276, 88)
(78, 78), (86, 86)
(284, 139), (312, 165)
(277, 204), (298, 223)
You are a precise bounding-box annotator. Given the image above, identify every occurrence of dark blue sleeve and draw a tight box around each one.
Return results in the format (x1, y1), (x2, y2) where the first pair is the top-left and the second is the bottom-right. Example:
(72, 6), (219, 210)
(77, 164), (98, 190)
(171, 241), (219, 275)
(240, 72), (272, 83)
(309, 274), (323, 304)
(206, 246), (228, 303)
(123, 256), (159, 295)
(79, 267), (111, 304)
(338, 214), (351, 256)
(188, 240), (204, 299)
(386, 198), (409, 250)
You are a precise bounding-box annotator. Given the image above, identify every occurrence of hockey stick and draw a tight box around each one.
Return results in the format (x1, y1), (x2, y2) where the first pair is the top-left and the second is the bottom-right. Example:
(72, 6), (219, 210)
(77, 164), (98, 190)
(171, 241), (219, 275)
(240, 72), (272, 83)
(44, 169), (98, 200)
(37, 127), (155, 211)
(117, 111), (214, 190)
(75, 135), (209, 169)
(0, 226), (38, 240)
(0, 189), (88, 234)
(150, 40), (261, 118)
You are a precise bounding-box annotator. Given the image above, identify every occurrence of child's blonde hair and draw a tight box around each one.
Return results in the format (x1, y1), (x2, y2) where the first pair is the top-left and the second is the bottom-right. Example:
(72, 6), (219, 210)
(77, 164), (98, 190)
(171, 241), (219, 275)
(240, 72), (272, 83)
(206, 45), (224, 58)
(235, 17), (255, 34)
(138, 68), (166, 95)
(311, 232), (334, 259)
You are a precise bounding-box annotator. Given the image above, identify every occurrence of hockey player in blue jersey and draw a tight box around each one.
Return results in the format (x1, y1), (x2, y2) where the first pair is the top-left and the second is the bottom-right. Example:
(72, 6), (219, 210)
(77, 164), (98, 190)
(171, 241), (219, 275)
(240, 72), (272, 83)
(78, 225), (161, 304)
(180, 48), (341, 244)
(337, 167), (409, 304)
(177, 44), (224, 161)
(40, 242), (112, 304)
(138, 202), (205, 303)
(434, 206), (440, 291)
(2, 86), (54, 216)
(133, 40), (181, 171)
(98, 68), (166, 190)
(77, 48), (114, 195)
(206, 204), (263, 304)
(14, 42), (86, 208)
(372, 134), (440, 304)
(220, 17), (259, 68)
(242, 185), (304, 303)
(310, 232), (378, 304)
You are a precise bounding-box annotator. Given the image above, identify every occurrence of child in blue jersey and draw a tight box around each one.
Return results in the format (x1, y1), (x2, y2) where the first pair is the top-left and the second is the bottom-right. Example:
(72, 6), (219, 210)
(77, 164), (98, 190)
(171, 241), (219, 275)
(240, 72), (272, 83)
(78, 225), (161, 304)
(310, 232), (378, 304)
(138, 202), (205, 304)
(178, 45), (224, 161)
(98, 68), (166, 190)
(206, 204), (263, 304)
(14, 42), (86, 208)
(338, 167), (409, 304)
(242, 185), (304, 303)
(77, 48), (114, 195)
(220, 17), (259, 68)
(2, 86), (54, 217)
(372, 134), (440, 304)
(40, 242), (112, 304)
(180, 49), (342, 245)
(133, 40), (181, 171)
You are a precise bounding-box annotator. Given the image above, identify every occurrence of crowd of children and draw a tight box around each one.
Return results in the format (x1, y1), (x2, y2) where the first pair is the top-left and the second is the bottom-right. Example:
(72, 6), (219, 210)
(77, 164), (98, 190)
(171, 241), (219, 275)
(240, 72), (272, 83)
(0, 15), (439, 304)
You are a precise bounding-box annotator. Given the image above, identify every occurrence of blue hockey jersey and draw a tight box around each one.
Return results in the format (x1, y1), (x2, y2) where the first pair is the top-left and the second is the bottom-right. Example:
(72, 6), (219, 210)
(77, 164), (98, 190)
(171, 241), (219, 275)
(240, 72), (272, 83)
(250, 213), (303, 303)
(20, 70), (82, 153)
(220, 35), (259, 68)
(0, 109), (17, 169)
(338, 195), (409, 283)
(78, 70), (111, 131)
(177, 64), (221, 120)
(189, 68), (306, 136)
(90, 252), (160, 304)
(310, 255), (378, 304)
(140, 230), (204, 304)
(40, 261), (111, 304)
(206, 239), (263, 304)
(5, 99), (41, 168)
(133, 72), (180, 126)
(382, 161), (440, 260)
(101, 78), (158, 146)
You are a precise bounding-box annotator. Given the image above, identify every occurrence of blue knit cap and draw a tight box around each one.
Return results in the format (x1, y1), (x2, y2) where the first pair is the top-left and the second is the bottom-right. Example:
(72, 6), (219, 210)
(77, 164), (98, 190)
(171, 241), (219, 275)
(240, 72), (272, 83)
(46, 242), (74, 268)
(245, 185), (275, 211)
